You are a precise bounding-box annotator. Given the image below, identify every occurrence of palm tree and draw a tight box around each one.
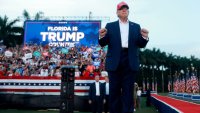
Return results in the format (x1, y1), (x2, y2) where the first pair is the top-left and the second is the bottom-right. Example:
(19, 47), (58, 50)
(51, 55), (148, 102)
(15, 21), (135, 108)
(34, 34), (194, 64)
(22, 10), (31, 20)
(0, 15), (23, 46)
(22, 9), (47, 20)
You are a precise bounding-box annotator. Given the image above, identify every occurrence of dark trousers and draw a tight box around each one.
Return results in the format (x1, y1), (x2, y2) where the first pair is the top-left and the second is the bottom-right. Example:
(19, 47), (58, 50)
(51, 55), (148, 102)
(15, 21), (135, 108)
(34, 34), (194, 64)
(108, 49), (136, 113)
(91, 96), (103, 113)
(104, 95), (109, 113)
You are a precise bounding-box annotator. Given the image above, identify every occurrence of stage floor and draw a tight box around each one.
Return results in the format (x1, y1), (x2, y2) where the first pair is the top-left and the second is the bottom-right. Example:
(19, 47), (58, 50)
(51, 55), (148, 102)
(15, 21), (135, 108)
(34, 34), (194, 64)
(0, 97), (157, 113)
(152, 94), (200, 113)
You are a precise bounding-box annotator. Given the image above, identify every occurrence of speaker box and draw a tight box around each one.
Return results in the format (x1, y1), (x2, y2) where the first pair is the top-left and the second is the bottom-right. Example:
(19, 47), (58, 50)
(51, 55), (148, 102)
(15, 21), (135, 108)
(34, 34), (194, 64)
(61, 68), (75, 82)
(60, 100), (74, 113)
(60, 81), (74, 99)
(60, 66), (76, 113)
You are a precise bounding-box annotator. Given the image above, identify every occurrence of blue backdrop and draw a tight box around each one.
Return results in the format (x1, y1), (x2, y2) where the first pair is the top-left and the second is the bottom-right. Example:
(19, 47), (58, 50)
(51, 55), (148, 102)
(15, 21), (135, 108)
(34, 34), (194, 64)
(24, 20), (101, 47)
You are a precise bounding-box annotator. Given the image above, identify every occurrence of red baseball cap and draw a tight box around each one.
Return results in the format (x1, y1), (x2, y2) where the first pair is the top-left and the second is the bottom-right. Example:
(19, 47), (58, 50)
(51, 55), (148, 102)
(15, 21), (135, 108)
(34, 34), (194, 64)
(117, 1), (129, 10)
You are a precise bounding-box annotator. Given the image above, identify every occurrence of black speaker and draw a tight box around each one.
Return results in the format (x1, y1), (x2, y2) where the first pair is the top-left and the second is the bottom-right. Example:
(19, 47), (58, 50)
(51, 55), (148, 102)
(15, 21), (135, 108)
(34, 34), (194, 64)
(60, 100), (74, 113)
(61, 67), (75, 82)
(61, 82), (74, 100)
(60, 66), (77, 113)
(61, 68), (68, 82)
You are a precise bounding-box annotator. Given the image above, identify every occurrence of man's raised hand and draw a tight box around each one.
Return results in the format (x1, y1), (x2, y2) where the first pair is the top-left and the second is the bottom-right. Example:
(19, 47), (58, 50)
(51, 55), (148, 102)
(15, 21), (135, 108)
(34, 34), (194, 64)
(99, 28), (107, 38)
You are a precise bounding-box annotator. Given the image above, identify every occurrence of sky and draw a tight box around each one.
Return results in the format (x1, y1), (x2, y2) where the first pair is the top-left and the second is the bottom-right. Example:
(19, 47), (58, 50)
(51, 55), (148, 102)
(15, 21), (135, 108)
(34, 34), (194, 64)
(0, 0), (200, 58)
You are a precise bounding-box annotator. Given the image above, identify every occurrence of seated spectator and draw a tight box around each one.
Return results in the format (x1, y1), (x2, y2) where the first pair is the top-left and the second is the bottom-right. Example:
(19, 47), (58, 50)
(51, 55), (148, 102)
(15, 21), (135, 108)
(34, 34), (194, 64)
(53, 67), (61, 77)
(22, 67), (29, 76)
(75, 68), (80, 77)
(0, 64), (5, 76)
(40, 65), (49, 76)
(79, 60), (87, 76)
(7, 70), (14, 76)
(93, 68), (100, 77)
(85, 61), (95, 77)
(14, 71), (21, 76)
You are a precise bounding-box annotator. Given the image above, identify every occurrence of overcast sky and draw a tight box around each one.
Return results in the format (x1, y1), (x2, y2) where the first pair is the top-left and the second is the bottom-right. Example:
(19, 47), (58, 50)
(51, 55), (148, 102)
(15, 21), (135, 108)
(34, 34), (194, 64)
(1, 0), (200, 58)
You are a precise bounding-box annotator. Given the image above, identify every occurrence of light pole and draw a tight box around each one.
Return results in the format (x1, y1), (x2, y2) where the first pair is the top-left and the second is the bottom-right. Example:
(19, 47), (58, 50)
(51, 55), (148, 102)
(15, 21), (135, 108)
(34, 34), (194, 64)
(89, 11), (92, 20)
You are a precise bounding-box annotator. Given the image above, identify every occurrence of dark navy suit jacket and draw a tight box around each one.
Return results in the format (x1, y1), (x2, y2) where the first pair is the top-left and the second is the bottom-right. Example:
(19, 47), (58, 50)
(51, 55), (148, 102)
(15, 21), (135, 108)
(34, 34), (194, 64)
(89, 82), (105, 101)
(99, 20), (148, 71)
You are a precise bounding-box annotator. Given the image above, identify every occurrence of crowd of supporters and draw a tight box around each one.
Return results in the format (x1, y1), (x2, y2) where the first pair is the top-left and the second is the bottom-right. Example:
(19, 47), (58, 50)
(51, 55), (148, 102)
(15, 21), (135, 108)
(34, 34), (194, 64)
(0, 43), (107, 78)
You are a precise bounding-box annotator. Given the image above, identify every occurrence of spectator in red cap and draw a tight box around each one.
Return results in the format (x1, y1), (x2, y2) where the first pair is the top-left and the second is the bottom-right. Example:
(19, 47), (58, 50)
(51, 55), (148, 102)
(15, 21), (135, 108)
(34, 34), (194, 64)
(99, 1), (149, 113)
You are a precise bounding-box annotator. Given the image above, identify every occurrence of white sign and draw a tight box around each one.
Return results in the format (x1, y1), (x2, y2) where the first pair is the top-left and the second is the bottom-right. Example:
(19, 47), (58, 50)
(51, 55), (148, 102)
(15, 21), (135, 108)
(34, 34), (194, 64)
(5, 51), (13, 57)
(25, 53), (32, 59)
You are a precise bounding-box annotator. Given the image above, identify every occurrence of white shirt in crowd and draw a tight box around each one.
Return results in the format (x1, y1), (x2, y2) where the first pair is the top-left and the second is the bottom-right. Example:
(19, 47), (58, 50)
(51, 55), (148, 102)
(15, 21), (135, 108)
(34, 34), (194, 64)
(40, 69), (48, 76)
(137, 89), (142, 97)
(75, 71), (80, 77)
(95, 82), (100, 96)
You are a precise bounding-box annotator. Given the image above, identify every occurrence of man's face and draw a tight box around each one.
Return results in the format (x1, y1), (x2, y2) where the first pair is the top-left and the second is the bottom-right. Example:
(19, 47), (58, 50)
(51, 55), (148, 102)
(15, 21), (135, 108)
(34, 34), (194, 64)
(95, 76), (100, 82)
(117, 7), (129, 18)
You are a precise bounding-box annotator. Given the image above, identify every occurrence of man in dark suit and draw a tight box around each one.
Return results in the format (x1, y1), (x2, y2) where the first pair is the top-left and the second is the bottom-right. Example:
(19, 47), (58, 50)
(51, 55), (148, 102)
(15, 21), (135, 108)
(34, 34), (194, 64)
(101, 71), (109, 113)
(89, 75), (105, 113)
(98, 1), (149, 113)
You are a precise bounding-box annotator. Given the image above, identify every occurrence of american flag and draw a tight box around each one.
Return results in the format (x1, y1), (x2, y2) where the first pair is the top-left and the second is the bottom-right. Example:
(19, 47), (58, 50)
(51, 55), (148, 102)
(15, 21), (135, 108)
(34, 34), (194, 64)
(180, 78), (185, 93)
(186, 77), (192, 93)
(191, 75), (199, 93)
(177, 78), (183, 93)
(173, 79), (179, 93)
(0, 76), (105, 96)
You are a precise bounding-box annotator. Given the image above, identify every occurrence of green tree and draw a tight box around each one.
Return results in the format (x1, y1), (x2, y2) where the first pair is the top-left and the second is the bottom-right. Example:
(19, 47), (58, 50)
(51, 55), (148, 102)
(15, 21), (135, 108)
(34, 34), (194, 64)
(22, 9), (48, 20)
(0, 15), (23, 47)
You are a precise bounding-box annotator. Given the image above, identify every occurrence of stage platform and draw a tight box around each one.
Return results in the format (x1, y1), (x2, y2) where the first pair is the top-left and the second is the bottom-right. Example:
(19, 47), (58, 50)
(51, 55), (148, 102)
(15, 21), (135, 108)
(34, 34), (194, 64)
(151, 94), (200, 113)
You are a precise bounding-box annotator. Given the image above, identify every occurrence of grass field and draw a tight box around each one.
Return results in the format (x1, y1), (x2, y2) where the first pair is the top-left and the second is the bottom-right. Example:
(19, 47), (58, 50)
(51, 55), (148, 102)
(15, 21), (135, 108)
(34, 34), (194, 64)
(0, 97), (158, 113)
(135, 96), (158, 113)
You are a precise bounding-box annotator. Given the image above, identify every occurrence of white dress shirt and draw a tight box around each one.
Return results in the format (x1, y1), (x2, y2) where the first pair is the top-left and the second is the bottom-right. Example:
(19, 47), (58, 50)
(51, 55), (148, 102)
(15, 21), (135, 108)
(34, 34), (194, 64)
(105, 82), (109, 95)
(119, 19), (129, 48)
(95, 82), (100, 96)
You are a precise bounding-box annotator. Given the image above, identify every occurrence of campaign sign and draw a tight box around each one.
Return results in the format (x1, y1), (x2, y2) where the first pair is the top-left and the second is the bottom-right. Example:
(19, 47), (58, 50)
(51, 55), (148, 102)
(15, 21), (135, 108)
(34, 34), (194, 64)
(24, 20), (101, 47)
